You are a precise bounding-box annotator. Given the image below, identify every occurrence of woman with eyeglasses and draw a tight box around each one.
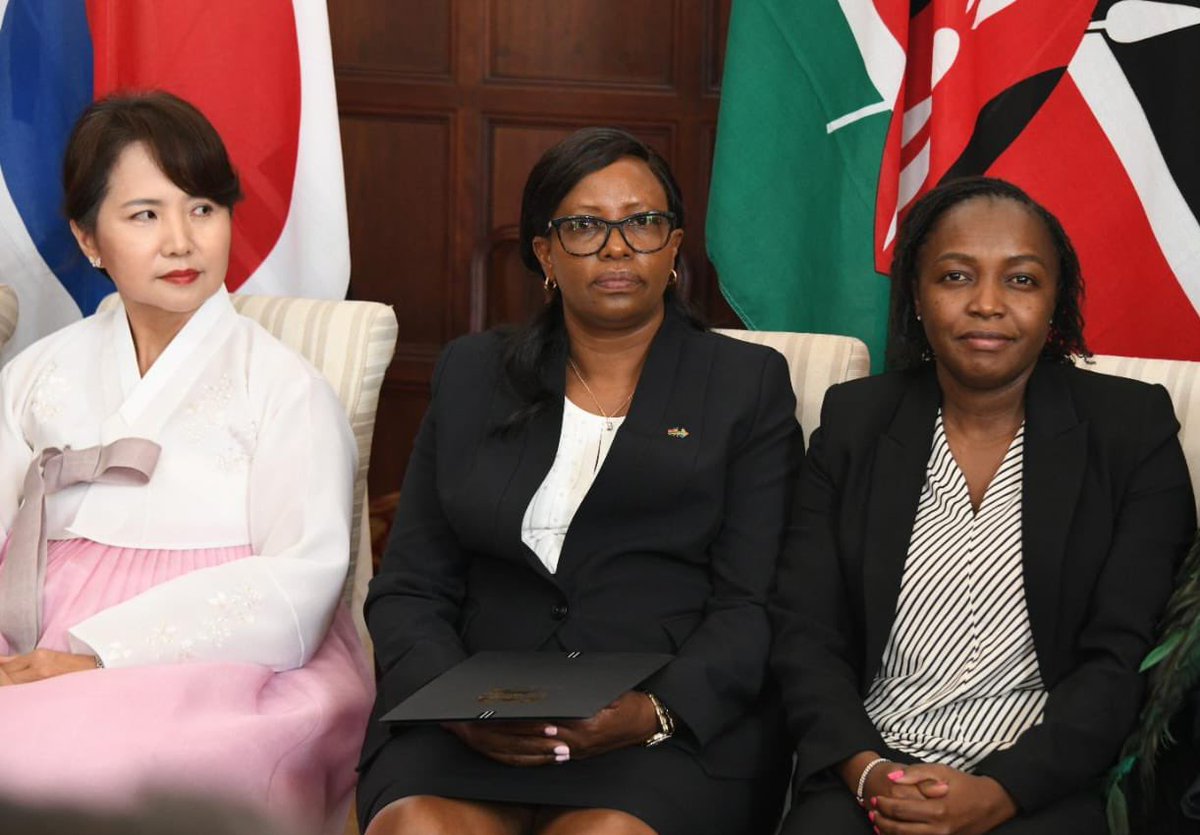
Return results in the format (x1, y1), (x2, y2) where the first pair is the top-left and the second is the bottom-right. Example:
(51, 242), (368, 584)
(356, 127), (802, 835)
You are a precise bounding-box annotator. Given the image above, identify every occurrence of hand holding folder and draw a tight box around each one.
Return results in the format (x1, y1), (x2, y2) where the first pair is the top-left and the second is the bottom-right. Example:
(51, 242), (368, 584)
(382, 651), (674, 767)
(381, 651), (672, 723)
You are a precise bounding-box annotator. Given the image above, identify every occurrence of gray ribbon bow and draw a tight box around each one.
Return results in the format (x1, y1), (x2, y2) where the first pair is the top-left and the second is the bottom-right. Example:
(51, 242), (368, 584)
(0, 439), (161, 654)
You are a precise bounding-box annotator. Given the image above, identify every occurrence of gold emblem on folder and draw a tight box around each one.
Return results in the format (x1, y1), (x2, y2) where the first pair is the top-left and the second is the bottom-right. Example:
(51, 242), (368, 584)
(477, 688), (548, 705)
(666, 427), (689, 439)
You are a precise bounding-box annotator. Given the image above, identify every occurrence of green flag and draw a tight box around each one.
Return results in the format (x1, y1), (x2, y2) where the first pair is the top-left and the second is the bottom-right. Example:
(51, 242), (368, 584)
(707, 0), (901, 370)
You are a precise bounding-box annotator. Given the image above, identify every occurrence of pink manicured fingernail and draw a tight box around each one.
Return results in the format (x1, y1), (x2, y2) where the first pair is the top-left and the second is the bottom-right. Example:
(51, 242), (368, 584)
(543, 725), (558, 736)
(870, 797), (878, 808)
(887, 770), (904, 780)
(873, 828), (881, 835)
(553, 745), (569, 756)
(554, 752), (569, 763)
(868, 811), (876, 822)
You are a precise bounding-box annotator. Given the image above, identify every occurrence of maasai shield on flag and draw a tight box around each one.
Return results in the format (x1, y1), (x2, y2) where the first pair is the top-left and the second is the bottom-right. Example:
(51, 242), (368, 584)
(710, 0), (1200, 367)
(0, 0), (349, 361)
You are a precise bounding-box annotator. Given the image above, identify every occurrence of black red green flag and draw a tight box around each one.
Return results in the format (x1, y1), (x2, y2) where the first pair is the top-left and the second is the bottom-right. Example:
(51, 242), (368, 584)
(710, 0), (1200, 367)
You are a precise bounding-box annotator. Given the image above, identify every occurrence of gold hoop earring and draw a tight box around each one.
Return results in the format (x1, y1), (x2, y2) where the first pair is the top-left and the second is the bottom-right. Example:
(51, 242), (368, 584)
(668, 269), (678, 286)
(543, 275), (557, 292)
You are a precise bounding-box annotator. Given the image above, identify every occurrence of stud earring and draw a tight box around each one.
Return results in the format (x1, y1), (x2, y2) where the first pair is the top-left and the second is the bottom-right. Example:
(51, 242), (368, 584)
(915, 313), (922, 322)
(543, 275), (557, 292)
(88, 255), (102, 269)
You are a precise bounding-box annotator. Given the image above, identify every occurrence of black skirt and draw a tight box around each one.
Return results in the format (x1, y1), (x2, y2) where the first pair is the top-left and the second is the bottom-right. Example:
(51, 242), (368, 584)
(356, 725), (788, 835)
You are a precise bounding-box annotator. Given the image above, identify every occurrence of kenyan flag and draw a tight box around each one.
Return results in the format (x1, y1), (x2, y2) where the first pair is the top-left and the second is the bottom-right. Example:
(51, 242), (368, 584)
(709, 0), (1200, 368)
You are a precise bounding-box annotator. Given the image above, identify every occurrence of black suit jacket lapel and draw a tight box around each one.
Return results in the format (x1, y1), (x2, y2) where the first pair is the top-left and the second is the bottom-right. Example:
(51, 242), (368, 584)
(490, 308), (699, 582)
(861, 367), (939, 681)
(491, 337), (567, 581)
(556, 308), (700, 581)
(1020, 363), (1086, 680)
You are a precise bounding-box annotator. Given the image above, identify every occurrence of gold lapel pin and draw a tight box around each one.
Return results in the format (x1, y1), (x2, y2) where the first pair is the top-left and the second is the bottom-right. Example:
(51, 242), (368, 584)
(666, 427), (689, 439)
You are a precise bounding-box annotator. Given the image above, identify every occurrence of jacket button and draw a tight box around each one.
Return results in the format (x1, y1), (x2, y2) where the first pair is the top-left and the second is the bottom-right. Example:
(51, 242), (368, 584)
(552, 603), (568, 620)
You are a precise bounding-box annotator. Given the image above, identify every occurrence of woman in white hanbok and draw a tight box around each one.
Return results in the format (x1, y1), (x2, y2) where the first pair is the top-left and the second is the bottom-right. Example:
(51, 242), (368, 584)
(0, 92), (373, 834)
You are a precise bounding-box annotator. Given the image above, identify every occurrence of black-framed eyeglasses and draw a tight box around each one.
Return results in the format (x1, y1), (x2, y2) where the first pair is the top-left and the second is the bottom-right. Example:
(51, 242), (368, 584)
(546, 211), (677, 256)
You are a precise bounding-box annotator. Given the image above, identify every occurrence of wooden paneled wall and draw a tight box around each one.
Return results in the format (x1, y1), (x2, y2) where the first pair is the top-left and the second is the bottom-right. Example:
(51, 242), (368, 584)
(330, 0), (736, 497)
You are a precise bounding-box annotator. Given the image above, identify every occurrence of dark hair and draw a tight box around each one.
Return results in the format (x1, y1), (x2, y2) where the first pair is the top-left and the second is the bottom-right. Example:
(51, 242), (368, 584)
(500, 127), (701, 431)
(885, 176), (1089, 370)
(518, 127), (685, 273)
(63, 90), (243, 232)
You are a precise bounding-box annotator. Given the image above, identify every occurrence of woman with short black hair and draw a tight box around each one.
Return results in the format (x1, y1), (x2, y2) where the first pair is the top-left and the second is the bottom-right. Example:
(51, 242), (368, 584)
(0, 91), (372, 833)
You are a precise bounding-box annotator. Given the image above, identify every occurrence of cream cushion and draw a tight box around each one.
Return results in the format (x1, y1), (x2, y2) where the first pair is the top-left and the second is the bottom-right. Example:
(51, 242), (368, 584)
(99, 293), (399, 645)
(0, 285), (17, 355)
(1076, 353), (1200, 517)
(715, 329), (872, 445)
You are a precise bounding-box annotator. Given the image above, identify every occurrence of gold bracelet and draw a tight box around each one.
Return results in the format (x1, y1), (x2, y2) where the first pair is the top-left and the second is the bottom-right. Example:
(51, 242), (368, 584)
(642, 691), (675, 747)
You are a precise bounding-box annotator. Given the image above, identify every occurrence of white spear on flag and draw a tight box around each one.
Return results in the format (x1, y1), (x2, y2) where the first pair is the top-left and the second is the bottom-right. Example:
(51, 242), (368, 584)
(1088, 0), (1200, 41)
(1072, 0), (1200, 314)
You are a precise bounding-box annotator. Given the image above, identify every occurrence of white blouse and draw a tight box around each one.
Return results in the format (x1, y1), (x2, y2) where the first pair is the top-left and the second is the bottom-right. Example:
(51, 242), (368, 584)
(521, 397), (624, 573)
(864, 413), (1048, 770)
(0, 288), (356, 671)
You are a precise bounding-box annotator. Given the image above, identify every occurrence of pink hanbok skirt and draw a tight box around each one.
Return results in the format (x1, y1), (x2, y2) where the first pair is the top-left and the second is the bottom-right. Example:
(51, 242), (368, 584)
(0, 539), (374, 835)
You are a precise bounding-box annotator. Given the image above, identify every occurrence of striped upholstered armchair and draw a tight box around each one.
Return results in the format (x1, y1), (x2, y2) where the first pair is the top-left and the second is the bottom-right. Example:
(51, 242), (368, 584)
(1078, 354), (1200, 518)
(715, 329), (872, 444)
(0, 285), (17, 356)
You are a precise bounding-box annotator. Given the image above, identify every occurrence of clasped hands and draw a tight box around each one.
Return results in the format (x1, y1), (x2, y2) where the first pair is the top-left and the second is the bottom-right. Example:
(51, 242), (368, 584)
(442, 690), (658, 767)
(0, 650), (98, 686)
(858, 761), (1017, 835)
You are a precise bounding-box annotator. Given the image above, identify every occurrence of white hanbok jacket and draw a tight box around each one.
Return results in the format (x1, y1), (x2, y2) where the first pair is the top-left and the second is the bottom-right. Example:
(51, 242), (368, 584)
(0, 288), (356, 671)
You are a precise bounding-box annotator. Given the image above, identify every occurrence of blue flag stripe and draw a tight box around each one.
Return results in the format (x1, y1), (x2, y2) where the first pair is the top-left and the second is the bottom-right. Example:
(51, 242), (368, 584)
(0, 0), (109, 315)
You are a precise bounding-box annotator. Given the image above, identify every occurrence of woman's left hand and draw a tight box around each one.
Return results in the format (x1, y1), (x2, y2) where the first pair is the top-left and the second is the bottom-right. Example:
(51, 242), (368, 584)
(549, 691), (660, 761)
(871, 764), (1017, 835)
(0, 650), (99, 685)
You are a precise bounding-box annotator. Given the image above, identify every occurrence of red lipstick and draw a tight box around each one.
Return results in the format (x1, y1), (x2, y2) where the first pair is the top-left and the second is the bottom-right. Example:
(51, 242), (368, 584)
(160, 269), (199, 285)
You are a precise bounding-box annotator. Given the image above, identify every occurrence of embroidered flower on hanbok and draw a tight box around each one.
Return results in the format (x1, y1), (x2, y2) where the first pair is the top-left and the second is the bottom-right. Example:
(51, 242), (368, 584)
(143, 621), (200, 662)
(180, 374), (257, 473)
(198, 585), (265, 647)
(30, 363), (68, 421)
(102, 641), (134, 663)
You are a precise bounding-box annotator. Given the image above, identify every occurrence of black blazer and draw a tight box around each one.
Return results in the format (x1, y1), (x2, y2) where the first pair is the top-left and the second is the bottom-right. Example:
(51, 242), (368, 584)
(362, 308), (803, 778)
(770, 361), (1196, 812)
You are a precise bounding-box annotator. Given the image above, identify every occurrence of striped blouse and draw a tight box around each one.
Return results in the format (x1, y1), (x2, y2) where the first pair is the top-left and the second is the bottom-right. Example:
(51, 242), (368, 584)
(863, 413), (1048, 771)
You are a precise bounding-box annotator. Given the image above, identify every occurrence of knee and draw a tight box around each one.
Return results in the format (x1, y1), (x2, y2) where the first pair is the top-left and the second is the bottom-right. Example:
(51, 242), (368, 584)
(364, 796), (455, 835)
(540, 809), (657, 835)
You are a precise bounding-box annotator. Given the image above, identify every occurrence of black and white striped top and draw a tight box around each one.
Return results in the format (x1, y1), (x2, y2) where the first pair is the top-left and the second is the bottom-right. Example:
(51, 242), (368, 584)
(863, 412), (1048, 771)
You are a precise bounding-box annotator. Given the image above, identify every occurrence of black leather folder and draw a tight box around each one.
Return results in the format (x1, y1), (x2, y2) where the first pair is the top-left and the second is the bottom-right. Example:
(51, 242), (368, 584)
(381, 651), (672, 723)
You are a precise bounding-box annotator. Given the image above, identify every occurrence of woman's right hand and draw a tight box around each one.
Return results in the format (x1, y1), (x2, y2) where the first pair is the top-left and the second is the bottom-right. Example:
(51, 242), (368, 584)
(442, 721), (567, 767)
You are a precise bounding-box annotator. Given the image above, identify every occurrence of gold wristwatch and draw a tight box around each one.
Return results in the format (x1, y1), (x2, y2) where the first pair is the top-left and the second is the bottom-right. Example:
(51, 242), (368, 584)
(642, 691), (675, 747)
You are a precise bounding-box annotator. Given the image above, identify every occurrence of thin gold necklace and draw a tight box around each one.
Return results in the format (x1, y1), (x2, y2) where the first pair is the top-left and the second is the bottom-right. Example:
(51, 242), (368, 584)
(567, 358), (634, 430)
